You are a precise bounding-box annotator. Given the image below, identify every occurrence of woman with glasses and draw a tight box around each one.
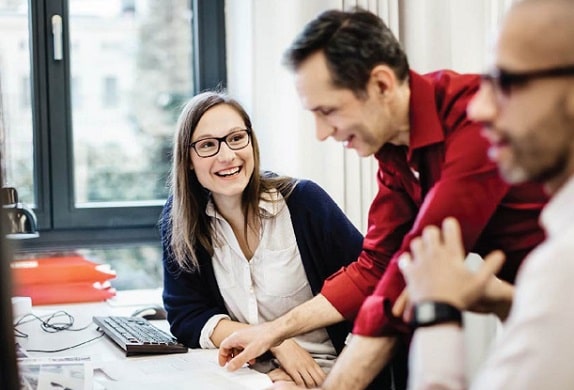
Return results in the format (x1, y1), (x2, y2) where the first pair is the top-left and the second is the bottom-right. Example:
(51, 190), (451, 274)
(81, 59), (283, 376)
(160, 91), (363, 387)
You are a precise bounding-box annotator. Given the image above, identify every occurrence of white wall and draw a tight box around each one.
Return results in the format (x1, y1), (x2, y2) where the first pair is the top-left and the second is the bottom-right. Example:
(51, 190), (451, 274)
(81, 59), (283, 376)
(226, 0), (515, 381)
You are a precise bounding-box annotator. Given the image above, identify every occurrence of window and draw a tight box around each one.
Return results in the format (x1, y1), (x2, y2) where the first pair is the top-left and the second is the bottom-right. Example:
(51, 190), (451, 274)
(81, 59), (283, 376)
(1, 0), (35, 206)
(0, 0), (226, 251)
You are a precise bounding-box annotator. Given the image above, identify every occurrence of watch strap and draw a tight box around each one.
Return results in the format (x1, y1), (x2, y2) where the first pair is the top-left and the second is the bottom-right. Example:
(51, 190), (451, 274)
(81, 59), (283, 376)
(411, 301), (462, 328)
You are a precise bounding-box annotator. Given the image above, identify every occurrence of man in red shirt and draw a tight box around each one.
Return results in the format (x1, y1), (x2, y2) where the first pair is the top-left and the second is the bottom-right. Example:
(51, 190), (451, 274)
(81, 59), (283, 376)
(219, 8), (547, 389)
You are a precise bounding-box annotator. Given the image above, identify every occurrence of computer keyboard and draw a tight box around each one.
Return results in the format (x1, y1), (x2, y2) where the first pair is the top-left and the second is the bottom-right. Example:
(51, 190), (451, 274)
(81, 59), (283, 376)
(93, 316), (188, 356)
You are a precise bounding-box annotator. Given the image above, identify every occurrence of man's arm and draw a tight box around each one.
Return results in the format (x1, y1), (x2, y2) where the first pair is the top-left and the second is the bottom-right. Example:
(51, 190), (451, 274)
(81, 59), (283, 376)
(218, 294), (344, 370)
(269, 335), (398, 390)
(320, 335), (396, 390)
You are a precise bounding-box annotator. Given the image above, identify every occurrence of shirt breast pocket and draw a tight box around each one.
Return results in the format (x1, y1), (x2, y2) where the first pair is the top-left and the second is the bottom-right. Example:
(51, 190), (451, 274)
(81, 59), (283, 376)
(259, 244), (309, 298)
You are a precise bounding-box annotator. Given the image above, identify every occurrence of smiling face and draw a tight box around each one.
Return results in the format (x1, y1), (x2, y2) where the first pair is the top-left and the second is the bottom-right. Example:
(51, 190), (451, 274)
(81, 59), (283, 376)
(190, 104), (254, 205)
(467, 1), (574, 194)
(294, 51), (407, 157)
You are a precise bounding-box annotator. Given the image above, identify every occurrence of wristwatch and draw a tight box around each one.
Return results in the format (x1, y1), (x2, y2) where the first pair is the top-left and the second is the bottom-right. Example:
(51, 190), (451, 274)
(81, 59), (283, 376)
(411, 301), (462, 328)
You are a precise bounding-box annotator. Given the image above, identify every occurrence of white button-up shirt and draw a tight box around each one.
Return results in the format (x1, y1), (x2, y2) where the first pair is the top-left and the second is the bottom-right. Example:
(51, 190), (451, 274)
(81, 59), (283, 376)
(199, 190), (336, 367)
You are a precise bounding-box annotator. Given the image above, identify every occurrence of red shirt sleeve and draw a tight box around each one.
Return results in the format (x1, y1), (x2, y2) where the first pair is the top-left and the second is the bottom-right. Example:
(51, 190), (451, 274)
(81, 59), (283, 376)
(352, 119), (511, 336)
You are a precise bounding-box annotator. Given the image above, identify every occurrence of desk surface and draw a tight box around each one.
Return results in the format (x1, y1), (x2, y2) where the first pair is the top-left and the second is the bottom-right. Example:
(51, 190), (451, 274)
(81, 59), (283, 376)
(15, 290), (272, 390)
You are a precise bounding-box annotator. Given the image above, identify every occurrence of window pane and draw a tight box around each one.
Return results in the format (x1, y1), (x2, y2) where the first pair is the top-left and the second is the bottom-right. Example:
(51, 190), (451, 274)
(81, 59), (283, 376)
(77, 245), (163, 290)
(69, 0), (193, 206)
(0, 0), (35, 206)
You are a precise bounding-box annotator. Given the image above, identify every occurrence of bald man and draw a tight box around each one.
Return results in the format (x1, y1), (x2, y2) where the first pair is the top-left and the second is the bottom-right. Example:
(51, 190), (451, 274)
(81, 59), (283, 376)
(399, 0), (574, 388)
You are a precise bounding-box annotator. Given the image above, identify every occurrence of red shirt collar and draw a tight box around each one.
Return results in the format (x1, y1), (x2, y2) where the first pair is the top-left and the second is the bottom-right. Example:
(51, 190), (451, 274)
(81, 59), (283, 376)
(406, 70), (445, 162)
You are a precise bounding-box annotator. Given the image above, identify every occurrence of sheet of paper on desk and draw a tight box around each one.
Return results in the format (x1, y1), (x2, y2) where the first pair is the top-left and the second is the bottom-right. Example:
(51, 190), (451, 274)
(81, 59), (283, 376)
(19, 356), (92, 390)
(98, 349), (272, 390)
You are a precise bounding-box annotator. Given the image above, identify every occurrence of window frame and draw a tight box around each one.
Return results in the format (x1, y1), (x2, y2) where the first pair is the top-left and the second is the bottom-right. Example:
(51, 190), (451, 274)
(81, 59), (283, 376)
(19, 0), (226, 252)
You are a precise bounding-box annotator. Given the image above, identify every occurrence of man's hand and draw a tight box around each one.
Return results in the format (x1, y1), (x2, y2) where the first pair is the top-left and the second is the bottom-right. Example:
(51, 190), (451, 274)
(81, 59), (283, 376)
(391, 289), (412, 322)
(219, 294), (344, 371)
(218, 321), (280, 371)
(398, 217), (506, 309)
(393, 269), (514, 322)
(468, 275), (514, 321)
(270, 339), (326, 388)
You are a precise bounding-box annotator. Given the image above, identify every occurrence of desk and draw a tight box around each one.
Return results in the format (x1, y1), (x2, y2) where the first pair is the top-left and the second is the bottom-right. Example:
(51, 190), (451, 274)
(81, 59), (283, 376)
(15, 290), (273, 389)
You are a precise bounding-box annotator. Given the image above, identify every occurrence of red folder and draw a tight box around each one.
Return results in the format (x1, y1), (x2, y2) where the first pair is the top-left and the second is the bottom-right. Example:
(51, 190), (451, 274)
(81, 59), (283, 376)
(13, 281), (116, 305)
(11, 255), (117, 305)
(11, 255), (116, 285)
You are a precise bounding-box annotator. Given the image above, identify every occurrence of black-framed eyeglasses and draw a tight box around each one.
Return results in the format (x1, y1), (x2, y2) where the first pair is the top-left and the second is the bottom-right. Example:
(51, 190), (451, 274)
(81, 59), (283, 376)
(190, 129), (252, 158)
(481, 64), (574, 97)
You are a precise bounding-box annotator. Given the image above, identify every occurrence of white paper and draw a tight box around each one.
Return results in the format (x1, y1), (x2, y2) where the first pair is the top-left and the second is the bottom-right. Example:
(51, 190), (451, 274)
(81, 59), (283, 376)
(98, 349), (272, 390)
(18, 356), (93, 390)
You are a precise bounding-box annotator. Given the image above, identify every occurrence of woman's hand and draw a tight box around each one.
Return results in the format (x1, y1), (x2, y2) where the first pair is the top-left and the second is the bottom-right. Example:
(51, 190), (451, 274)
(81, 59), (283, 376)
(268, 367), (295, 383)
(270, 339), (326, 388)
(267, 379), (313, 390)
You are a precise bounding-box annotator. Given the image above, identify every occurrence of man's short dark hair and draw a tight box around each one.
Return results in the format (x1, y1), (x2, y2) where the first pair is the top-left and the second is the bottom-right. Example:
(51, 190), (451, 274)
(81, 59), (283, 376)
(283, 8), (409, 97)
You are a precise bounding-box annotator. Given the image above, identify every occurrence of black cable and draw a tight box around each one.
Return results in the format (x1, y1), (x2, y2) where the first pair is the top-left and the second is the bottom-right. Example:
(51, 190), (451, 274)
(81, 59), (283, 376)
(25, 331), (106, 353)
(14, 309), (106, 353)
(15, 311), (92, 337)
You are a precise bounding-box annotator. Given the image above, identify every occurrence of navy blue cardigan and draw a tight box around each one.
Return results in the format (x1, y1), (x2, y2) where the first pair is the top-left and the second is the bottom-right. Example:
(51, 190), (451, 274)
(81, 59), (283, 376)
(160, 179), (364, 353)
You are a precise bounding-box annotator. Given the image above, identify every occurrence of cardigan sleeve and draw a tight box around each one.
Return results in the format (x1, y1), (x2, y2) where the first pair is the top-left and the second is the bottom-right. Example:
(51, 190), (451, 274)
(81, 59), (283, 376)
(160, 197), (228, 348)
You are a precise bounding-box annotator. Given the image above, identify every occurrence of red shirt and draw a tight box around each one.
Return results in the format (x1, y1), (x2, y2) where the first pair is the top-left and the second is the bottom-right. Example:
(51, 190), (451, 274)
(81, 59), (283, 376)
(320, 70), (548, 337)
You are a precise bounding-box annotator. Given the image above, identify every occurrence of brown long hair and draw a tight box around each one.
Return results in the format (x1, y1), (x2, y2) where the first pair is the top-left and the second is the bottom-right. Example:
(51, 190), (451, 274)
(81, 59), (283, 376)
(168, 91), (296, 272)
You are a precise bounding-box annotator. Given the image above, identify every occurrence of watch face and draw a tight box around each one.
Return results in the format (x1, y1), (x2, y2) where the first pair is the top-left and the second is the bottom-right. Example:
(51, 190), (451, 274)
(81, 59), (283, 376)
(417, 302), (436, 322)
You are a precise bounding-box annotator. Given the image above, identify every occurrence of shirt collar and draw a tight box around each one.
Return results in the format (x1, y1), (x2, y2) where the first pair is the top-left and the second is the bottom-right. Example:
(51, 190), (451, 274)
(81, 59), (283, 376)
(406, 70), (446, 161)
(205, 190), (283, 220)
(540, 175), (574, 238)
